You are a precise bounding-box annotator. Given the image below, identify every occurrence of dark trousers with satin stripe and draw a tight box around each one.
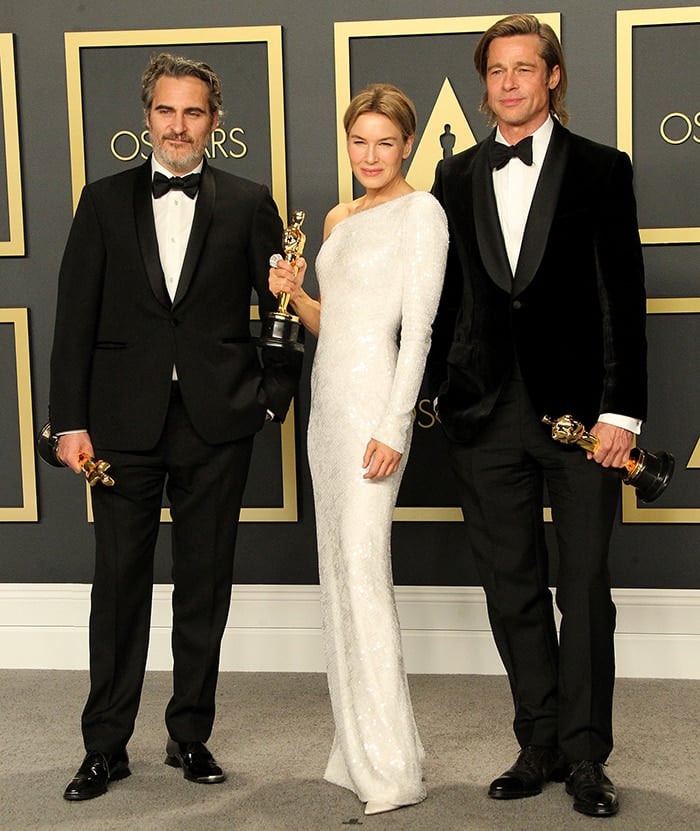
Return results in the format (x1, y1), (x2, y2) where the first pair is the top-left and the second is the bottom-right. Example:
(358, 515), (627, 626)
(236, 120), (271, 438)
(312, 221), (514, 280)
(449, 373), (619, 763)
(83, 384), (254, 753)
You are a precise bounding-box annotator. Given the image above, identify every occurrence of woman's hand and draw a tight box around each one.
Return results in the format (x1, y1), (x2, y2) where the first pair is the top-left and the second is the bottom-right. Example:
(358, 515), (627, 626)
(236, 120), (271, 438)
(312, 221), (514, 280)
(362, 438), (402, 480)
(268, 256), (307, 303)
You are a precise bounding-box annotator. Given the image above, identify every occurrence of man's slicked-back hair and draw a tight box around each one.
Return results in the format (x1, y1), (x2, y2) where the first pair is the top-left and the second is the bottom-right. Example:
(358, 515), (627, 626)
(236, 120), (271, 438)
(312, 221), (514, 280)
(473, 14), (569, 126)
(141, 52), (224, 119)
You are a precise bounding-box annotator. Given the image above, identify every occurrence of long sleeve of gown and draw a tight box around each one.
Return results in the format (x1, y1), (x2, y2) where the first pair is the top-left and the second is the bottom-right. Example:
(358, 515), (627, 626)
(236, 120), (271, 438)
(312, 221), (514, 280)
(372, 193), (448, 454)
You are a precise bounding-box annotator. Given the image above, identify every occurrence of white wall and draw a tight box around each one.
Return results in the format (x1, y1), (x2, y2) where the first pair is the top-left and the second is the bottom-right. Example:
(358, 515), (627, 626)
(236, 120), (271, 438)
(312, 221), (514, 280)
(1, 585), (698, 678)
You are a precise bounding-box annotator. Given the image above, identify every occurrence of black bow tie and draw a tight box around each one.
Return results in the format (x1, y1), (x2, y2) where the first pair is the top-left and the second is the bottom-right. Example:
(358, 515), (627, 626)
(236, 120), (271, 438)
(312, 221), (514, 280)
(488, 136), (534, 170)
(152, 171), (201, 199)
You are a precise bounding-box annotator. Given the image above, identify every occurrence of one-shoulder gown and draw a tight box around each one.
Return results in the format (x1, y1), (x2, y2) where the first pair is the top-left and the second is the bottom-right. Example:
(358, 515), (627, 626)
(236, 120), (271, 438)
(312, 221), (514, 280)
(308, 191), (449, 805)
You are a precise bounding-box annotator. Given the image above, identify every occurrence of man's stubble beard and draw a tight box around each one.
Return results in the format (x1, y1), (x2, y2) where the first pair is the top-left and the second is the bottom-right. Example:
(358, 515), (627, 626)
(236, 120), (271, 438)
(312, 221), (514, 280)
(150, 132), (210, 174)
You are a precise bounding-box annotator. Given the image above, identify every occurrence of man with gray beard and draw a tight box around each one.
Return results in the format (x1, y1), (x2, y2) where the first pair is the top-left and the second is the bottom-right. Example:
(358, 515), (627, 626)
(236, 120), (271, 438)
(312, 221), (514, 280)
(50, 53), (301, 800)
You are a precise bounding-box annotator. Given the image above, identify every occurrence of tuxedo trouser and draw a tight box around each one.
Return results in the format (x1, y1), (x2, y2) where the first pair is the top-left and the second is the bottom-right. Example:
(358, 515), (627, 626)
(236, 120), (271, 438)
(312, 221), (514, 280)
(449, 374), (619, 763)
(83, 383), (255, 753)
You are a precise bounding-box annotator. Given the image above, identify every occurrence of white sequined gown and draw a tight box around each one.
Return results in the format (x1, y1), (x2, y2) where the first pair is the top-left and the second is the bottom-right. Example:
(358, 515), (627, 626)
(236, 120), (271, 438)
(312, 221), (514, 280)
(308, 191), (448, 805)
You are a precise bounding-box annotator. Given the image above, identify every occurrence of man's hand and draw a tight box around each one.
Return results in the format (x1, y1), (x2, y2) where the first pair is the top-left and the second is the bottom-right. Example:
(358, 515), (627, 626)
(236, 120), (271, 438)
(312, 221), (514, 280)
(56, 431), (95, 474)
(587, 422), (634, 468)
(362, 438), (402, 480)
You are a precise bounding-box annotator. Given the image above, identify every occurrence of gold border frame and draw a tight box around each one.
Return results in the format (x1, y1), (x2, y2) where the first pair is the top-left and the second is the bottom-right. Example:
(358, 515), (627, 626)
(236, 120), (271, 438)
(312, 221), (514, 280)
(0, 34), (25, 256)
(0, 308), (37, 521)
(394, 505), (554, 524)
(617, 7), (700, 244)
(334, 14), (560, 521)
(398, 300), (700, 524)
(334, 13), (561, 204)
(621, 297), (700, 522)
(64, 26), (288, 219)
(64, 28), (297, 522)
(87, 407), (298, 524)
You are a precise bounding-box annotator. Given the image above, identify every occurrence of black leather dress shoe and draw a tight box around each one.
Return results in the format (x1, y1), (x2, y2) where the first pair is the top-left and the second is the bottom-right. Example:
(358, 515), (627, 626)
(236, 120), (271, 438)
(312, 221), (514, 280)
(165, 739), (226, 783)
(566, 760), (619, 816)
(488, 745), (566, 799)
(63, 750), (131, 801)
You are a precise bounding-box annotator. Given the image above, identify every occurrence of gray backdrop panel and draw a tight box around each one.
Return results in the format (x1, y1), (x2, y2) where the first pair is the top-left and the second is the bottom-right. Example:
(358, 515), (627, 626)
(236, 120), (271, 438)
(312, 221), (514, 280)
(0, 0), (698, 591)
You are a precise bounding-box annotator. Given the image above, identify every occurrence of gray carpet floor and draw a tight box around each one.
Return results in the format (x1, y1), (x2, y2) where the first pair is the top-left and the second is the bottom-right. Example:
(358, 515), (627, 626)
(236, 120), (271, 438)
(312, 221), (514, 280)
(0, 671), (697, 830)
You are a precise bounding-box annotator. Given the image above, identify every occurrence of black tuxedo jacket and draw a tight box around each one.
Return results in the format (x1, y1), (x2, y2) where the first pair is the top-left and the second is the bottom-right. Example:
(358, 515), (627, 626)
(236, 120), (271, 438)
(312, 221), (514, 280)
(428, 120), (647, 443)
(50, 158), (302, 450)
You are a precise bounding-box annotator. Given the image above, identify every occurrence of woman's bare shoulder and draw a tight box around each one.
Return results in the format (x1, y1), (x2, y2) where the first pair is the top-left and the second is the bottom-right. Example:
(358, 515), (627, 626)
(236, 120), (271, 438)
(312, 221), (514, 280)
(323, 200), (358, 239)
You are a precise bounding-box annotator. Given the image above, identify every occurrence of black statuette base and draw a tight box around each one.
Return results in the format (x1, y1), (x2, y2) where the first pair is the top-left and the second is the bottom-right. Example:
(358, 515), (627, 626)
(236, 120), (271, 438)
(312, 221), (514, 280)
(257, 312), (304, 353)
(625, 447), (674, 503)
(37, 422), (64, 467)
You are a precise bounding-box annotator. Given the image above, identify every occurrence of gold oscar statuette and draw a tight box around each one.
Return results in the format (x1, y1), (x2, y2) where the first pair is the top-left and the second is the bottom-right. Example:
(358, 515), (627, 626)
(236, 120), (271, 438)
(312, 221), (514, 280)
(37, 422), (115, 487)
(541, 414), (673, 503)
(257, 210), (306, 352)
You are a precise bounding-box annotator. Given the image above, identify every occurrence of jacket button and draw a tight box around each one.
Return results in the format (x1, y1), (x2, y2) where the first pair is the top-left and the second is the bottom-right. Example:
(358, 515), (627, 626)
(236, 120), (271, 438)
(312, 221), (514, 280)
(171, 318), (179, 327)
(512, 300), (522, 310)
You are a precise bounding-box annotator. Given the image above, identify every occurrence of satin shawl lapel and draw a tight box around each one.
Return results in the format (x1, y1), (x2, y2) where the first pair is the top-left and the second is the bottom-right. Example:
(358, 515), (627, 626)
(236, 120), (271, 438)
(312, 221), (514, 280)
(512, 122), (568, 297)
(473, 134), (513, 293)
(134, 160), (170, 309)
(172, 162), (215, 308)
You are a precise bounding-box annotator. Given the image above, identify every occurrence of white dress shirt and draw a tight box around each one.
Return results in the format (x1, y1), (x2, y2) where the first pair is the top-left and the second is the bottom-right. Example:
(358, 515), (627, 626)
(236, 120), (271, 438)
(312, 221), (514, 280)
(151, 157), (201, 302)
(151, 157), (202, 380)
(492, 117), (640, 435)
(493, 117), (554, 277)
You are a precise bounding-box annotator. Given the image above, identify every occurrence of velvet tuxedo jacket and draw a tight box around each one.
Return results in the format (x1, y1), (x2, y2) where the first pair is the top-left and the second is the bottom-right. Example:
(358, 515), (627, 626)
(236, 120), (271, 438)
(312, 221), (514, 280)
(428, 120), (647, 444)
(50, 158), (301, 451)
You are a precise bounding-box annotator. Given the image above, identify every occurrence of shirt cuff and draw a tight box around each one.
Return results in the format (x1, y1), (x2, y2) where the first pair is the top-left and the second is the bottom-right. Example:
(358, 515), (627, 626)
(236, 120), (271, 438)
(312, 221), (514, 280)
(598, 413), (642, 435)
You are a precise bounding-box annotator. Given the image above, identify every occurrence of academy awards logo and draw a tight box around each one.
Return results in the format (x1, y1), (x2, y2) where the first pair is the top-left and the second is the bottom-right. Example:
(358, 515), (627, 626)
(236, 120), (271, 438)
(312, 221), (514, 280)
(405, 78), (477, 190)
(413, 398), (440, 430)
(110, 126), (249, 162)
(658, 111), (700, 145)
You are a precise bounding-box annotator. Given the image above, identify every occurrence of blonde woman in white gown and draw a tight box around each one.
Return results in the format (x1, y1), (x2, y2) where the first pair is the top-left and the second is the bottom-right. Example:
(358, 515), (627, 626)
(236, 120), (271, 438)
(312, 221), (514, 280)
(269, 84), (448, 816)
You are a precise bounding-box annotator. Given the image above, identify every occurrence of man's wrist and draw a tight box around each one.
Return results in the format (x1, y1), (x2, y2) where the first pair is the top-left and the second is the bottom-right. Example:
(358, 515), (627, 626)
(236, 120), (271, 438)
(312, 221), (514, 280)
(598, 413), (642, 435)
